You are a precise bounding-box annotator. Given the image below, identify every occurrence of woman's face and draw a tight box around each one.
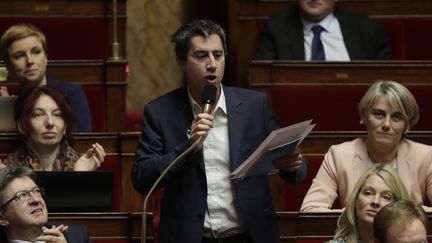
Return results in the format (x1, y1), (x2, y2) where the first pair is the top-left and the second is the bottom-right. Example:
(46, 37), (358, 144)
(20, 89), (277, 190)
(25, 94), (66, 149)
(364, 96), (406, 149)
(8, 35), (47, 85)
(355, 174), (394, 226)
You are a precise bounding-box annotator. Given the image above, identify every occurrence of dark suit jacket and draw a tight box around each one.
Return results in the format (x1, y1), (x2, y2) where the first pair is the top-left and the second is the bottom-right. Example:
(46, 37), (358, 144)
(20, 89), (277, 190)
(0, 223), (91, 242)
(51, 223), (92, 243)
(132, 85), (307, 243)
(47, 76), (92, 132)
(256, 8), (391, 60)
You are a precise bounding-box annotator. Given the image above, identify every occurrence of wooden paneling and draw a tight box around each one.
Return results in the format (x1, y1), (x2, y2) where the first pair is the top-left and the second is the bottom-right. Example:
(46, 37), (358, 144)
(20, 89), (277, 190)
(47, 211), (432, 242)
(0, 0), (126, 16)
(249, 61), (432, 92)
(49, 212), (154, 242)
(120, 132), (144, 212)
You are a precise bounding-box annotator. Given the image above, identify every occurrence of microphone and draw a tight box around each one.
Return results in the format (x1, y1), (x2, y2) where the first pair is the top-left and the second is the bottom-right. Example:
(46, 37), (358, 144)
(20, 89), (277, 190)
(141, 85), (217, 243)
(201, 84), (217, 114)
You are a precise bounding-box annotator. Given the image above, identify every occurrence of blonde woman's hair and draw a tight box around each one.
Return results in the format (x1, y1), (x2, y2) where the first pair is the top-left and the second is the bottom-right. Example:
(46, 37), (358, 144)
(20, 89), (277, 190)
(332, 163), (409, 243)
(358, 80), (419, 130)
(0, 23), (47, 64)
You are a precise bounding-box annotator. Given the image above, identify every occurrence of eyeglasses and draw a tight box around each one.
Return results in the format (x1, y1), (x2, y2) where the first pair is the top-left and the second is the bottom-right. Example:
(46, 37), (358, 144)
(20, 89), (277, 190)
(0, 187), (44, 208)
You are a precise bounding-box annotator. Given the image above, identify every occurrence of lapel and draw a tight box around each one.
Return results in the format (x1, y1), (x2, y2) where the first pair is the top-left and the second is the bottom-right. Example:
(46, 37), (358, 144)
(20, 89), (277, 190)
(177, 87), (206, 170)
(176, 87), (195, 140)
(224, 86), (243, 170)
(353, 138), (369, 179)
(335, 9), (362, 59)
(396, 140), (412, 194)
(287, 10), (306, 59)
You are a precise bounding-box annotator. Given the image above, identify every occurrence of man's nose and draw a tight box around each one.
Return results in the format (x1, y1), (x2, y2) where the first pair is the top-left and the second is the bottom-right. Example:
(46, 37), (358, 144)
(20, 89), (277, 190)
(206, 55), (216, 69)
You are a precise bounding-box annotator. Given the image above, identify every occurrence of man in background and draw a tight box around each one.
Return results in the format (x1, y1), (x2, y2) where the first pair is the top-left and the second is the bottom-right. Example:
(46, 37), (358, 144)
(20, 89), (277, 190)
(256, 0), (391, 61)
(374, 199), (429, 243)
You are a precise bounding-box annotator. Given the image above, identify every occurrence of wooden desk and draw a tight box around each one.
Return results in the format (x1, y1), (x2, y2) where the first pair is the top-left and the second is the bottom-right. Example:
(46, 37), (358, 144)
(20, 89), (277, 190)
(49, 212), (154, 242)
(249, 60), (432, 91)
(48, 212), (337, 242)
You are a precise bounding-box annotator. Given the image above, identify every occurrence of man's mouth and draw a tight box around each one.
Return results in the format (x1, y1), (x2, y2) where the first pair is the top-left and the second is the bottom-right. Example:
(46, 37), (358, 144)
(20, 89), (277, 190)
(31, 208), (43, 214)
(205, 75), (217, 81)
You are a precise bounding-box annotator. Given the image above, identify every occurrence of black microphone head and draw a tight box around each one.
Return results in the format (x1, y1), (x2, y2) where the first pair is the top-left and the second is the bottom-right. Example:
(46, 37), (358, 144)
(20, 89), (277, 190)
(201, 85), (217, 105)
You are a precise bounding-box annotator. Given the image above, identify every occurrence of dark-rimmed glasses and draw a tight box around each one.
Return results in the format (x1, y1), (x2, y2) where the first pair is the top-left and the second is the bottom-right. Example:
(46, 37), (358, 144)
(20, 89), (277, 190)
(0, 187), (44, 209)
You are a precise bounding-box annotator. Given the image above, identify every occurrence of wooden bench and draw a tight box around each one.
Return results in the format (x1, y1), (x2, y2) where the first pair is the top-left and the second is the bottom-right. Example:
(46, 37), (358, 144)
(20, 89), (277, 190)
(47, 211), (432, 243)
(259, 82), (432, 131)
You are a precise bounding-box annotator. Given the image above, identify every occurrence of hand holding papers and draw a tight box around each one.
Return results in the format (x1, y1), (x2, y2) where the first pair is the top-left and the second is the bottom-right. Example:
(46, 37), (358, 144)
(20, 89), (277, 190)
(230, 120), (315, 179)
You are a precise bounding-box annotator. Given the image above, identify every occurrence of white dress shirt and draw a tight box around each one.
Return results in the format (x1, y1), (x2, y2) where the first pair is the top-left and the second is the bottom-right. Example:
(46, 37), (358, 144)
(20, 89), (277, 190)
(188, 85), (246, 238)
(302, 13), (350, 61)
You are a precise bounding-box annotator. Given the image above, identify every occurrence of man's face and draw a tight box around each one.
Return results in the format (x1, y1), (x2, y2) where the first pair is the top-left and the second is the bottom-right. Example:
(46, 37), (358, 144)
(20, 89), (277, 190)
(385, 218), (427, 243)
(178, 34), (225, 103)
(298, 0), (338, 22)
(0, 176), (48, 233)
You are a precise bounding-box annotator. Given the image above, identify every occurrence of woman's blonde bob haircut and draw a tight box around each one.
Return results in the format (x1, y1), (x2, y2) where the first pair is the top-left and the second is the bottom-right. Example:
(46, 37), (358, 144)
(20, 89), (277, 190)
(332, 163), (409, 243)
(358, 80), (420, 130)
(0, 23), (47, 65)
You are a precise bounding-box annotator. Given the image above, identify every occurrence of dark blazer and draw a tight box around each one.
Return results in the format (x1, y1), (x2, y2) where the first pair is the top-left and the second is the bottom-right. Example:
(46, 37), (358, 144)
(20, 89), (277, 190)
(47, 76), (92, 132)
(256, 8), (391, 60)
(132, 85), (307, 243)
(0, 223), (91, 242)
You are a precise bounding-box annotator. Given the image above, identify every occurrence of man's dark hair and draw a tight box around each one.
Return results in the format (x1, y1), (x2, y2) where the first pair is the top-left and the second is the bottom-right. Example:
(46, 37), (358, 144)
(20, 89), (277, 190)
(171, 19), (227, 60)
(0, 165), (36, 206)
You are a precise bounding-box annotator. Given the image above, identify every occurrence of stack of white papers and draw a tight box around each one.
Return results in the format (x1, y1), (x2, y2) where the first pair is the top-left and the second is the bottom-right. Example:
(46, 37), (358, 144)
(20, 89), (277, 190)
(230, 120), (315, 179)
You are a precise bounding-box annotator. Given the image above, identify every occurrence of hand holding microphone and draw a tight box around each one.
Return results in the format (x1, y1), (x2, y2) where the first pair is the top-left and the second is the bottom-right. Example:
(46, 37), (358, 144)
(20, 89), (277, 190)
(189, 84), (217, 151)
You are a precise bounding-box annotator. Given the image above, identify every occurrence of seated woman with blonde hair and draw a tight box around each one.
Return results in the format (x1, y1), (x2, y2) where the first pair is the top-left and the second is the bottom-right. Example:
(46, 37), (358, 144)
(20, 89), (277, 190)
(328, 164), (409, 243)
(302, 80), (432, 212)
(0, 85), (104, 171)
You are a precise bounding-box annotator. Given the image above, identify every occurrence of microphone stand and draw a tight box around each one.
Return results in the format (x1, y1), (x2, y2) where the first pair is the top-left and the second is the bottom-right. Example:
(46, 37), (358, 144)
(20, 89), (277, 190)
(141, 137), (202, 243)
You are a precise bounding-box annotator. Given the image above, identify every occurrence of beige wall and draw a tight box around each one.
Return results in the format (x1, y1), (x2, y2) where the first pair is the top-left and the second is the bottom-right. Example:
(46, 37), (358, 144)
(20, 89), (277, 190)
(126, 0), (185, 110)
